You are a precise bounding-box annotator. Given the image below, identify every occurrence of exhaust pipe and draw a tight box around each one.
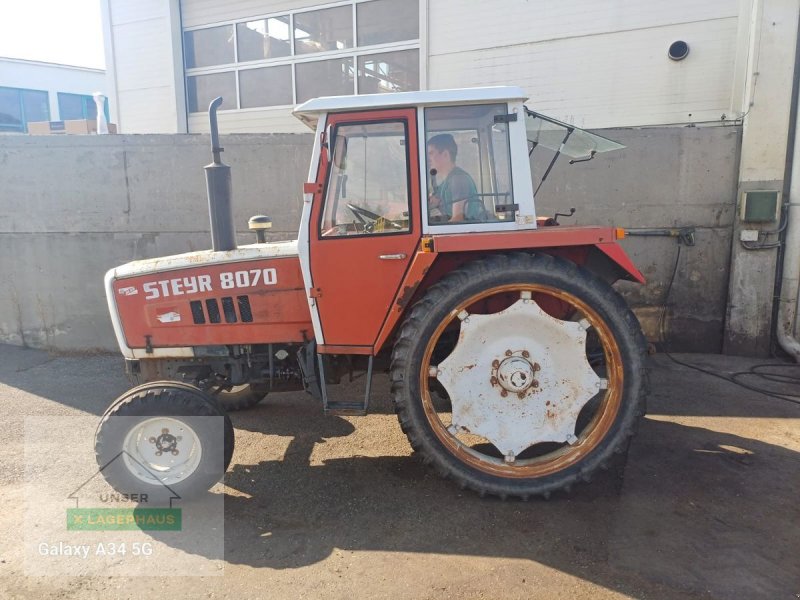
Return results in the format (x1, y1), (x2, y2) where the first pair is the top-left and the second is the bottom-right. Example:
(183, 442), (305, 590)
(205, 97), (237, 252)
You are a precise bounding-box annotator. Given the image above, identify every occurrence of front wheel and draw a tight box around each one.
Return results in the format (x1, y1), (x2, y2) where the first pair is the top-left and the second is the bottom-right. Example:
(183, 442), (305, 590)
(390, 253), (646, 499)
(215, 384), (267, 411)
(95, 382), (234, 501)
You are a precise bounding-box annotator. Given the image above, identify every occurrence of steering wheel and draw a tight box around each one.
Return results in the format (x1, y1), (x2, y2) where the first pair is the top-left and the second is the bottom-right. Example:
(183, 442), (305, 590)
(346, 203), (404, 231)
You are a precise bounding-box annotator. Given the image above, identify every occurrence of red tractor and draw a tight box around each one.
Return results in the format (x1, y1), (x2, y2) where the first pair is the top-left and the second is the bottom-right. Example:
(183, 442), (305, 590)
(97, 87), (646, 500)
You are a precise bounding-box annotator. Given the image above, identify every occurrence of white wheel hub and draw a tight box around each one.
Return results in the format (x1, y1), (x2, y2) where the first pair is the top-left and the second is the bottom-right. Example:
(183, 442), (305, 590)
(122, 417), (203, 486)
(434, 293), (605, 462)
(495, 355), (538, 393)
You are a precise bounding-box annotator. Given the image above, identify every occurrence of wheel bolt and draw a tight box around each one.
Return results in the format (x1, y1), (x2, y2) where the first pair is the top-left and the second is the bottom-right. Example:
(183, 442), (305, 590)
(533, 362), (541, 372)
(490, 376), (498, 385)
(505, 350), (512, 356)
(501, 390), (508, 397)
(522, 350), (530, 358)
(492, 359), (500, 368)
(532, 379), (539, 388)
(517, 392), (525, 399)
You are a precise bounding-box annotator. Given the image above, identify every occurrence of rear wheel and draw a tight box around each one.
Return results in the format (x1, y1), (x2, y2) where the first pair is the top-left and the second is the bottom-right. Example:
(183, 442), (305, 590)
(95, 382), (234, 500)
(390, 253), (646, 499)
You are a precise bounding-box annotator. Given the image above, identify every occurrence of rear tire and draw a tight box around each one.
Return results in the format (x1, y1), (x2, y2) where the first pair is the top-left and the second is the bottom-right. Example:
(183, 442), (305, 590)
(95, 382), (234, 501)
(390, 252), (646, 499)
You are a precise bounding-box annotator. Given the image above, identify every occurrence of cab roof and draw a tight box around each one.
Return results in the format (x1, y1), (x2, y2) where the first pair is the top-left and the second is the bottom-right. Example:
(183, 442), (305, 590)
(292, 86), (528, 129)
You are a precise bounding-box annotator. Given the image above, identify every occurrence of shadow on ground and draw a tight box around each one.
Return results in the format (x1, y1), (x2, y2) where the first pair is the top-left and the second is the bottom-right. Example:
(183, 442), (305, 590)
(153, 395), (799, 599)
(3, 344), (800, 598)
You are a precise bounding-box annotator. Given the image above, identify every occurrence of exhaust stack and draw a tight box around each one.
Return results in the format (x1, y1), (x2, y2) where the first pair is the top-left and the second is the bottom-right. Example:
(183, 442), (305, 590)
(205, 97), (237, 252)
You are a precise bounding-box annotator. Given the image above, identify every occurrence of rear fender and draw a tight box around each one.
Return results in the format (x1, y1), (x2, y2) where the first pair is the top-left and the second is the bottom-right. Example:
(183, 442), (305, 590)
(373, 242), (643, 354)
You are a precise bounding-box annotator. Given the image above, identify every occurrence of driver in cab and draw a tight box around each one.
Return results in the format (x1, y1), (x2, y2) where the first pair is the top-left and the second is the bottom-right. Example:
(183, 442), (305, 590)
(427, 134), (483, 223)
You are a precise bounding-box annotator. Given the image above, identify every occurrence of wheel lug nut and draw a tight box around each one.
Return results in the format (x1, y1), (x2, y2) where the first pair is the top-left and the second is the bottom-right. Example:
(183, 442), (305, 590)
(533, 362), (541, 372)
(501, 390), (508, 397)
(522, 350), (530, 358)
(505, 350), (512, 356)
(490, 376), (498, 385)
(532, 379), (539, 388)
(517, 392), (525, 399)
(492, 359), (500, 368)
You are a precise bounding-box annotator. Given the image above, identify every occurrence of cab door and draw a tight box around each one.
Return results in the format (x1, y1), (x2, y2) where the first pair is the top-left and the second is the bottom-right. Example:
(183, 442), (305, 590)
(308, 109), (421, 351)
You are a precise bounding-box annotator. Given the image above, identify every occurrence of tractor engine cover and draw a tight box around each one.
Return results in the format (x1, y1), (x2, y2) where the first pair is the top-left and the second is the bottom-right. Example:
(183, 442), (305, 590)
(106, 243), (313, 353)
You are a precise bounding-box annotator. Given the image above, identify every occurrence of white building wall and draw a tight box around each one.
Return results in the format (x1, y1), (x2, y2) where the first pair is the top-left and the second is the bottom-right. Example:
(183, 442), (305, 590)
(427, 0), (743, 128)
(102, 0), (187, 132)
(0, 58), (106, 121)
(105, 0), (783, 133)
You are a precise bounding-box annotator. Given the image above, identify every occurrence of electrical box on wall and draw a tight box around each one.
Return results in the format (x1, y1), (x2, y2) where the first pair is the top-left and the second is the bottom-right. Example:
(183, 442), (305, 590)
(740, 191), (781, 223)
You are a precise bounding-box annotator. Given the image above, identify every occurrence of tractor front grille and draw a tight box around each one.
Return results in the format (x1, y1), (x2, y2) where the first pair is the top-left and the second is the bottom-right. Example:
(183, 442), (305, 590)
(191, 295), (253, 325)
(237, 295), (253, 322)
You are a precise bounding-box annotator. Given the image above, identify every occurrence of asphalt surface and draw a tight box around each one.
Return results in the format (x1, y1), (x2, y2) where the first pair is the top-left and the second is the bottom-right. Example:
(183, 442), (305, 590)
(1, 344), (799, 599)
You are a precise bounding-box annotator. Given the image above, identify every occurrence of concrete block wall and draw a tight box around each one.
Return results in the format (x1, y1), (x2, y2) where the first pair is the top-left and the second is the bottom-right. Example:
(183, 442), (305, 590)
(0, 127), (740, 352)
(533, 125), (741, 352)
(0, 134), (312, 351)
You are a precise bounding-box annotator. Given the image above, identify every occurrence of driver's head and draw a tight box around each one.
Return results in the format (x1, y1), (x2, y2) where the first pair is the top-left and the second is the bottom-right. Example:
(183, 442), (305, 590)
(427, 134), (457, 172)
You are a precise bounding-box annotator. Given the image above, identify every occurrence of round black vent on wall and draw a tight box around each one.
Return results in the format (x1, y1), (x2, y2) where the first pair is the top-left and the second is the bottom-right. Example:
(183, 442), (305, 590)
(668, 40), (690, 61)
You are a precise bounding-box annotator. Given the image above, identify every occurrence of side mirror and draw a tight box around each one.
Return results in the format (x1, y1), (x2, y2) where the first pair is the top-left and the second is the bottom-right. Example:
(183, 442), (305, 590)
(333, 134), (348, 170)
(322, 123), (333, 163)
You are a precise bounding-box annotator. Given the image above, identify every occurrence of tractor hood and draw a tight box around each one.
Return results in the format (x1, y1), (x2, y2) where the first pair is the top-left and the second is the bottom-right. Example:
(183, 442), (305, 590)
(104, 239), (311, 359)
(107, 240), (299, 280)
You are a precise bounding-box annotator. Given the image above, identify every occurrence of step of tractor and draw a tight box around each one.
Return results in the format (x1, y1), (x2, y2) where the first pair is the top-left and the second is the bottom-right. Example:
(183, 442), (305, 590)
(324, 401), (368, 416)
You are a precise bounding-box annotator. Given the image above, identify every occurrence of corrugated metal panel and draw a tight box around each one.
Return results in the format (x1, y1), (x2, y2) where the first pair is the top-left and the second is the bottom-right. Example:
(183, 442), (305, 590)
(188, 108), (309, 133)
(430, 17), (740, 128)
(109, 0), (169, 25)
(113, 20), (176, 91)
(428, 0), (738, 55)
(181, 0), (333, 28)
(118, 87), (180, 133)
(109, 0), (182, 132)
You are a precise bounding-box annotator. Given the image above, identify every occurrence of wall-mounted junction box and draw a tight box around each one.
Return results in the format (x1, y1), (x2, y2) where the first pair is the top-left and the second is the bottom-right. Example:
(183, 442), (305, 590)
(740, 190), (781, 223)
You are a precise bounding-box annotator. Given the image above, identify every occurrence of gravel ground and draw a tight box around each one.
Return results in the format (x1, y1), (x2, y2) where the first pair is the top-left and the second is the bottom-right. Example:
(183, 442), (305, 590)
(0, 344), (799, 599)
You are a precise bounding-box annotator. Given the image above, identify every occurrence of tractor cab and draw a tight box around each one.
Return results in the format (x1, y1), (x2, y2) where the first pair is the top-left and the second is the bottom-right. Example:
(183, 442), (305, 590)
(294, 86), (535, 238)
(292, 87), (632, 353)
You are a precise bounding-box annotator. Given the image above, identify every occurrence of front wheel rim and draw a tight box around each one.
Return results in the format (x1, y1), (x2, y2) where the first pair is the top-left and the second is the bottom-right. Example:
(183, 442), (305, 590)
(122, 417), (203, 486)
(419, 283), (624, 479)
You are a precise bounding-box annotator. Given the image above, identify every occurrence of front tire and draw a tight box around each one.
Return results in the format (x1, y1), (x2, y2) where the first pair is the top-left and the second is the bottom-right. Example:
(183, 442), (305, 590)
(95, 382), (234, 501)
(390, 253), (646, 499)
(216, 384), (267, 411)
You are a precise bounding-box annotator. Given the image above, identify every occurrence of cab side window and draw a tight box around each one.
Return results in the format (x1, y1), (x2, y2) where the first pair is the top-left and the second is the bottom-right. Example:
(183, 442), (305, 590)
(425, 104), (515, 225)
(320, 120), (410, 237)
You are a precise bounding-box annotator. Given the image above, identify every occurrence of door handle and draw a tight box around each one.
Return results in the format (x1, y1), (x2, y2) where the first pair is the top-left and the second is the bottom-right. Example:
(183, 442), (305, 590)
(379, 253), (407, 260)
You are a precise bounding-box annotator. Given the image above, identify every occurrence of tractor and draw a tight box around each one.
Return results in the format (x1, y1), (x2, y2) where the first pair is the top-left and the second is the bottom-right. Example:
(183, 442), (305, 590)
(97, 86), (646, 500)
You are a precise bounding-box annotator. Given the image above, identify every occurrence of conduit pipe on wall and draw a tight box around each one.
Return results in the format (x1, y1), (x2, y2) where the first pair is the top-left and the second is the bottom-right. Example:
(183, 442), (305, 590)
(777, 69), (800, 362)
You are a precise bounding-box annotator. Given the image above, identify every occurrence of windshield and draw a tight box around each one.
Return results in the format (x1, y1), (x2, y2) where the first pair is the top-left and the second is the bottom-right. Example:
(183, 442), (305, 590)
(524, 108), (624, 159)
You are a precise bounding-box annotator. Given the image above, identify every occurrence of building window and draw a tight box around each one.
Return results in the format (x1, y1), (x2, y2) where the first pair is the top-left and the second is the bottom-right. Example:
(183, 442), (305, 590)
(0, 87), (50, 132)
(358, 49), (419, 94)
(356, 0), (419, 46)
(187, 73), (237, 113)
(184, 25), (235, 68)
(294, 5), (353, 55)
(183, 0), (421, 114)
(237, 17), (291, 61)
(57, 93), (109, 121)
(296, 57), (355, 104)
(239, 65), (293, 108)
